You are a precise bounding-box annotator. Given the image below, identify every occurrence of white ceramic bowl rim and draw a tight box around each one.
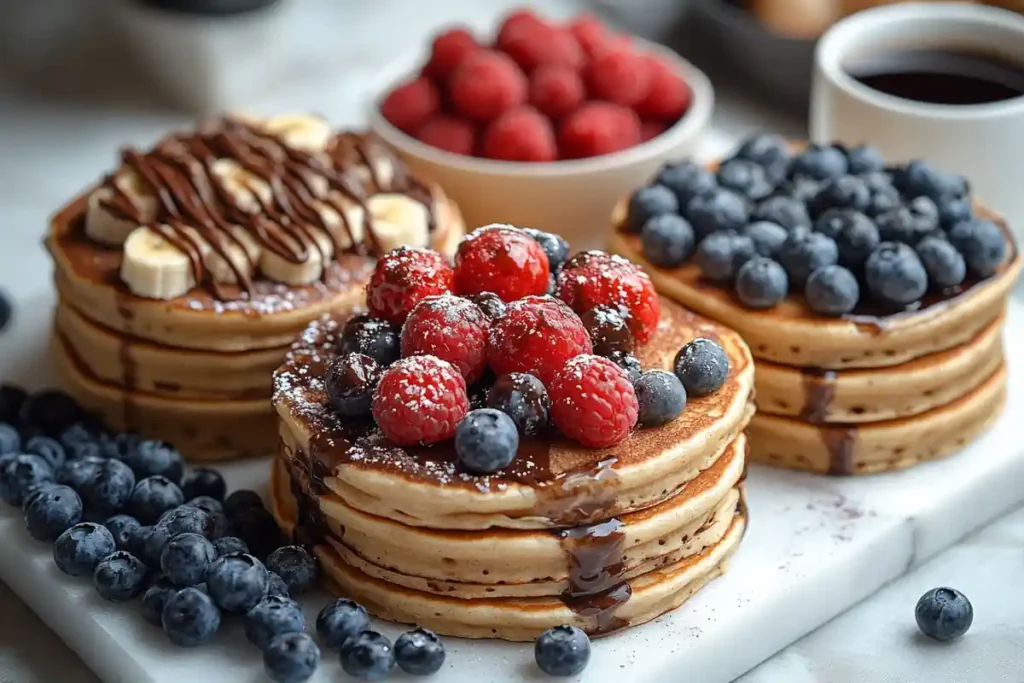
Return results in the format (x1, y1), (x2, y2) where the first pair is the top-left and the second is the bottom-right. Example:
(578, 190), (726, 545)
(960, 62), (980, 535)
(366, 39), (715, 178)
(816, 2), (1024, 121)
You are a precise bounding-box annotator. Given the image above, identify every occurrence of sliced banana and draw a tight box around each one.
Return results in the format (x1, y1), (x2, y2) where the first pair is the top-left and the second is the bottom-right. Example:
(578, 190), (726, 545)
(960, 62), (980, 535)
(367, 193), (430, 253)
(85, 171), (158, 246)
(210, 159), (273, 215)
(259, 227), (334, 285)
(203, 225), (261, 284)
(264, 114), (333, 154)
(316, 192), (366, 250)
(352, 156), (396, 192)
(120, 226), (196, 300)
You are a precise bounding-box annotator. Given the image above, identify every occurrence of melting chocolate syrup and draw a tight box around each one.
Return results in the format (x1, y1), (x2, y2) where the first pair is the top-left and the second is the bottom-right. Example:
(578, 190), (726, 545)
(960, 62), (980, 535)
(824, 428), (858, 476)
(557, 518), (631, 634)
(799, 368), (858, 475)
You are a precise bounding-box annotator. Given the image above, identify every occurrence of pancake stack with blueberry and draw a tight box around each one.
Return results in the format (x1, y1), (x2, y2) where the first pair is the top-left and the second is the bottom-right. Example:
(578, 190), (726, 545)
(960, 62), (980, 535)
(270, 226), (755, 640)
(45, 115), (465, 460)
(610, 135), (1021, 475)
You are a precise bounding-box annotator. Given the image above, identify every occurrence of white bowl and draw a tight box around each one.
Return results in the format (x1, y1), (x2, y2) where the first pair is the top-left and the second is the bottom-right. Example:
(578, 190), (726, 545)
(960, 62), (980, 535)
(367, 40), (714, 249)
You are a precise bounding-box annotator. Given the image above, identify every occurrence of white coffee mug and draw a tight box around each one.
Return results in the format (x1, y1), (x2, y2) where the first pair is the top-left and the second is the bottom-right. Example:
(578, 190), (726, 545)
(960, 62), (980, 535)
(811, 2), (1024, 238)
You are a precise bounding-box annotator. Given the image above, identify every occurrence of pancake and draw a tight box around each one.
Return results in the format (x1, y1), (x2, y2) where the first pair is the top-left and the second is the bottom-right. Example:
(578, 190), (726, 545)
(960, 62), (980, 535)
(749, 363), (1007, 475)
(273, 297), (756, 531)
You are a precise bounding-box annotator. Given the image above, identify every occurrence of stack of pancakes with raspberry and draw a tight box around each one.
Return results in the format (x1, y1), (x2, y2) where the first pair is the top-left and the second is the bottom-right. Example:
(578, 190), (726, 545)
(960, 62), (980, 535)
(611, 134), (1021, 474)
(45, 115), (464, 460)
(271, 226), (754, 640)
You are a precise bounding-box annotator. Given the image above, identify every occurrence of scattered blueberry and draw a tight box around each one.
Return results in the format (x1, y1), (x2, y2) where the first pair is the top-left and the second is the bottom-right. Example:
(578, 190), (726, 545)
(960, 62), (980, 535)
(810, 175), (870, 217)
(634, 370), (687, 426)
(641, 214), (695, 268)
(265, 546), (319, 596)
(24, 484), (82, 541)
(524, 228), (570, 270)
(716, 158), (774, 202)
(59, 423), (95, 452)
(81, 458), (135, 516)
(915, 587), (973, 641)
(685, 188), (749, 239)
(734, 257), (789, 309)
(948, 219), (1008, 277)
(0, 454), (54, 506)
(733, 132), (790, 183)
(814, 207), (853, 239)
(805, 265), (861, 316)
(55, 455), (104, 492)
(776, 175), (822, 203)
(752, 195), (811, 231)
(395, 628), (446, 676)
(895, 159), (967, 201)
(625, 185), (679, 233)
(607, 351), (642, 385)
(267, 571), (290, 598)
(104, 514), (142, 552)
(129, 476), (185, 524)
(186, 495), (224, 517)
(777, 227), (839, 289)
(865, 242), (929, 306)
(136, 524), (173, 567)
(100, 432), (140, 460)
(316, 599), (371, 649)
(121, 440), (184, 484)
(245, 594), (306, 651)
(340, 315), (400, 367)
(161, 533), (217, 586)
(653, 160), (718, 206)
(580, 305), (634, 356)
(0, 423), (20, 455)
(141, 576), (179, 627)
(673, 338), (730, 398)
(93, 550), (147, 602)
(743, 221), (789, 258)
(916, 236), (967, 289)
(181, 467), (226, 502)
(213, 535), (250, 557)
(466, 292), (506, 320)
(24, 435), (66, 471)
(233, 506), (284, 559)
(0, 385), (27, 425)
(162, 586), (222, 647)
(938, 194), (974, 229)
(53, 522), (116, 577)
(789, 144), (848, 181)
(455, 409), (519, 474)
(341, 630), (396, 681)
(224, 489), (265, 519)
(485, 373), (550, 437)
(831, 211), (881, 269)
(846, 144), (885, 174)
(158, 504), (214, 538)
(695, 231), (756, 283)
(207, 552), (269, 614)
(535, 625), (591, 677)
(326, 353), (382, 418)
(19, 390), (81, 437)
(264, 632), (321, 683)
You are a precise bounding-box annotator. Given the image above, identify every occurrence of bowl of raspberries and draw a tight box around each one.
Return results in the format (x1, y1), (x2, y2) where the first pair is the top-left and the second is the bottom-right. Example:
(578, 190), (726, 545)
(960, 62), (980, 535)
(368, 8), (714, 247)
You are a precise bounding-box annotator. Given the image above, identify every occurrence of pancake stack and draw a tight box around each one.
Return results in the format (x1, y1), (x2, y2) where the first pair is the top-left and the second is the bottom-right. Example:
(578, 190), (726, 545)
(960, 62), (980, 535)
(271, 298), (755, 640)
(45, 115), (464, 461)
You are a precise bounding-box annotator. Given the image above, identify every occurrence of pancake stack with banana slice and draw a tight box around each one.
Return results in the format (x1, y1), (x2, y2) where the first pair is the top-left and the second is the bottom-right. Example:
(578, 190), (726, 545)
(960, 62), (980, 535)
(45, 115), (465, 460)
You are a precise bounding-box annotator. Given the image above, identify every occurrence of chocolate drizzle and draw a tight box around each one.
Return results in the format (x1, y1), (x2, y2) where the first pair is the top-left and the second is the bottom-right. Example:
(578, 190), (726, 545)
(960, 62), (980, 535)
(800, 368), (858, 475)
(557, 518), (631, 634)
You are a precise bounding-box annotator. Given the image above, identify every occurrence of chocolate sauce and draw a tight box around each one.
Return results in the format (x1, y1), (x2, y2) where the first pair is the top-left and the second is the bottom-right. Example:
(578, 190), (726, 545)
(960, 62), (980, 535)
(799, 368), (836, 424)
(824, 428), (858, 476)
(557, 518), (631, 634)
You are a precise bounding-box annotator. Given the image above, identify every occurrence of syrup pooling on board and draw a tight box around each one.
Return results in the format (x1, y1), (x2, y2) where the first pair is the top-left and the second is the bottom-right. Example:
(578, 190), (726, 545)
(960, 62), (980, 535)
(97, 118), (435, 301)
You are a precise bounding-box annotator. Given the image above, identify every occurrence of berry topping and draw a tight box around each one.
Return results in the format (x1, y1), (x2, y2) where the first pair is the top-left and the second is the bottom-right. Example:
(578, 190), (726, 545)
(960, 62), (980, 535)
(245, 595), (306, 652)
(734, 133), (790, 183)
(915, 587), (973, 642)
(24, 484), (82, 541)
(487, 295), (592, 385)
(916, 235), (967, 289)
(894, 159), (968, 201)
(400, 294), (489, 384)
(266, 545), (319, 596)
(317, 599), (370, 650)
(371, 356), (469, 446)
(465, 291), (507, 320)
(366, 248), (454, 325)
(424, 27), (480, 81)
(654, 161), (717, 207)
(485, 372), (551, 436)
(586, 48), (651, 106)
(789, 143), (848, 181)
(734, 257), (789, 309)
(340, 315), (400, 367)
(549, 355), (638, 447)
(380, 77), (440, 134)
(864, 181), (902, 217)
(325, 353), (382, 417)
(685, 188), (749, 239)
(529, 64), (586, 119)
(743, 221), (789, 258)
(162, 587), (221, 648)
(93, 550), (147, 602)
(535, 625), (591, 677)
(607, 350), (642, 384)
(455, 408), (520, 473)
(625, 184), (679, 234)
(263, 632), (320, 683)
(213, 536), (249, 557)
(636, 56), (692, 121)
(938, 194), (974, 229)
(341, 630), (397, 681)
(717, 158), (774, 203)
(832, 211), (881, 269)
(523, 228), (570, 271)
(805, 265), (860, 316)
(673, 338), (730, 397)
(695, 231), (757, 284)
(634, 369), (687, 426)
(864, 242), (928, 306)
(415, 116), (476, 156)
(395, 628), (446, 676)
(482, 105), (557, 162)
(559, 102), (641, 159)
(567, 14), (610, 58)
(777, 227), (839, 289)
(947, 219), (1007, 277)
(641, 214), (696, 268)
(450, 50), (528, 122)
(455, 226), (551, 301)
(810, 175), (871, 217)
(581, 304), (635, 355)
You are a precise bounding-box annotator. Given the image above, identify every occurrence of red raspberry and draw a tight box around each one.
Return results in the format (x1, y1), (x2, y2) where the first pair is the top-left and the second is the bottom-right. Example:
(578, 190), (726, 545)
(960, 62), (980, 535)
(585, 49), (652, 106)
(400, 294), (490, 384)
(567, 14), (609, 59)
(549, 355), (638, 448)
(529, 65), (585, 119)
(450, 50), (528, 122)
(424, 28), (480, 81)
(487, 295), (592, 386)
(380, 77), (440, 134)
(640, 120), (667, 142)
(635, 56), (692, 121)
(482, 106), (557, 162)
(366, 247), (455, 325)
(416, 116), (476, 155)
(500, 23), (584, 73)
(559, 102), (641, 159)
(371, 356), (468, 446)
(496, 10), (549, 53)
(454, 226), (550, 302)
(556, 251), (661, 345)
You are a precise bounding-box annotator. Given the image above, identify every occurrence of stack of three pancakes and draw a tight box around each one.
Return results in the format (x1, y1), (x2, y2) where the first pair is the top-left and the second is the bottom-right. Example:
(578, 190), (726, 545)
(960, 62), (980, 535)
(270, 299), (756, 640)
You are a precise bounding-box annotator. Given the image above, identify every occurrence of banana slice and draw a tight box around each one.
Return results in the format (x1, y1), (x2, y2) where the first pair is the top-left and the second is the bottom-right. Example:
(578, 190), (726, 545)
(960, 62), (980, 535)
(367, 193), (430, 252)
(210, 159), (273, 215)
(203, 225), (261, 284)
(85, 171), (158, 246)
(353, 157), (396, 192)
(259, 227), (334, 285)
(264, 114), (333, 154)
(120, 226), (196, 300)
(316, 192), (366, 250)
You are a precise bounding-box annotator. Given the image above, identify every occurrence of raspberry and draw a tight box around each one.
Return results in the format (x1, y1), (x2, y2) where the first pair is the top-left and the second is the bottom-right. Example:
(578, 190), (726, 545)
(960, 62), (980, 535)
(416, 116), (476, 156)
(487, 296), (592, 386)
(548, 355), (638, 448)
(450, 50), (528, 122)
(454, 226), (550, 302)
(559, 102), (641, 159)
(424, 28), (479, 81)
(371, 356), (468, 446)
(500, 23), (584, 73)
(640, 120), (667, 143)
(567, 14), (609, 59)
(496, 8), (548, 49)
(556, 251), (661, 345)
(366, 247), (455, 325)
(400, 294), (490, 384)
(635, 57), (692, 121)
(482, 106), (557, 162)
(529, 65), (585, 119)
(380, 78), (440, 134)
(585, 49), (652, 107)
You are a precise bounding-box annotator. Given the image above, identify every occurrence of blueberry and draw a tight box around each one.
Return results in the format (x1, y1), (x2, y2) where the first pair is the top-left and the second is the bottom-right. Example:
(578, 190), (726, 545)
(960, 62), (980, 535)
(213, 535), (249, 557)
(55, 455), (104, 493)
(685, 188), (749, 239)
(162, 586), (221, 647)
(466, 292), (506, 320)
(59, 423), (95, 452)
(262, 545), (317, 595)
(846, 144), (885, 174)
(641, 214), (695, 268)
(81, 458), (136, 516)
(653, 160), (718, 206)
(264, 632), (321, 683)
(325, 353), (381, 418)
(734, 257), (789, 310)
(100, 432), (140, 460)
(53, 522), (116, 577)
(831, 211), (881, 269)
(25, 484), (82, 541)
(104, 514), (142, 552)
(181, 467), (226, 502)
(733, 132), (790, 183)
(695, 231), (756, 283)
(267, 571), (290, 598)
(716, 158), (774, 202)
(673, 338), (730, 398)
(580, 305), (634, 356)
(317, 598), (370, 649)
(484, 373), (550, 437)
(805, 265), (860, 316)
(186, 495), (223, 517)
(24, 435), (66, 471)
(0, 423), (20, 455)
(816, 208), (855, 240)
(523, 228), (570, 270)
(634, 370), (687, 426)
(948, 219), (1008, 277)
(121, 440), (184, 484)
(207, 552), (269, 613)
(535, 625), (591, 677)
(455, 409), (519, 474)
(894, 159), (967, 200)
(341, 630), (396, 681)
(136, 524), (173, 567)
(789, 144), (848, 181)
(865, 242), (929, 306)
(876, 207), (928, 245)
(865, 183), (902, 218)
(743, 221), (789, 258)
(916, 235), (967, 289)
(0, 454), (54, 506)
(607, 351), (642, 385)
(158, 504), (214, 538)
(20, 482), (60, 512)
(0, 385), (27, 426)
(625, 185), (679, 234)
(19, 390), (81, 436)
(233, 506), (284, 559)
(141, 576), (179, 627)
(242, 594), (305, 651)
(93, 550), (147, 602)
(395, 628), (446, 676)
(810, 175), (870, 217)
(340, 315), (400, 367)
(161, 532), (217, 586)
(938, 194), (974, 230)
(752, 195), (811, 231)
(224, 489), (265, 519)
(915, 587), (973, 641)
(776, 176), (822, 203)
(777, 227), (839, 289)
(129, 476), (185, 524)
